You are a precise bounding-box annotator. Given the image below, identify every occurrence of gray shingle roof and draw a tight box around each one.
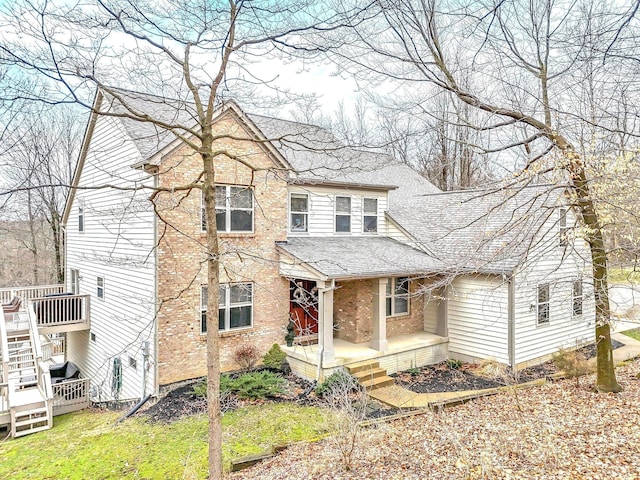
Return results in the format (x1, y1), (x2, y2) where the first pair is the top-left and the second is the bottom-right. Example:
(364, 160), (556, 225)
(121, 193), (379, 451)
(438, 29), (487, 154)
(277, 236), (445, 279)
(99, 89), (440, 201)
(388, 184), (563, 274)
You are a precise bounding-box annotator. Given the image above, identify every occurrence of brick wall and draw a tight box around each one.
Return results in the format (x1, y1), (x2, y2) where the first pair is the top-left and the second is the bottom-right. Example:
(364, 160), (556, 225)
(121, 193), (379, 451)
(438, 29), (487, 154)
(334, 278), (426, 344)
(334, 279), (374, 343)
(154, 112), (289, 385)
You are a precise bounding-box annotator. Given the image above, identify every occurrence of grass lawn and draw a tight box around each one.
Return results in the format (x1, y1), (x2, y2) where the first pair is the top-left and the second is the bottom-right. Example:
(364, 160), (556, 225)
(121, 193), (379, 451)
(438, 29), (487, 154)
(0, 403), (328, 479)
(622, 328), (640, 342)
(608, 266), (640, 284)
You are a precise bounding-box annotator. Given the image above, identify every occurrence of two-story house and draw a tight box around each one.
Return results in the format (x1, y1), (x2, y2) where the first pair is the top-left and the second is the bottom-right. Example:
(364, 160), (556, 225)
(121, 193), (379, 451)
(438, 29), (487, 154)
(61, 89), (595, 403)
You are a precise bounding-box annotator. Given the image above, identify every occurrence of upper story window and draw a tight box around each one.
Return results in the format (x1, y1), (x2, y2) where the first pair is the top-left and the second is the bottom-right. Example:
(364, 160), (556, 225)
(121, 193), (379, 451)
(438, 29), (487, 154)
(335, 196), (351, 233)
(559, 208), (569, 246)
(97, 276), (105, 300)
(78, 200), (85, 232)
(290, 193), (309, 232)
(201, 282), (253, 333)
(202, 185), (253, 233)
(537, 283), (550, 325)
(363, 198), (378, 233)
(572, 279), (583, 316)
(386, 277), (409, 316)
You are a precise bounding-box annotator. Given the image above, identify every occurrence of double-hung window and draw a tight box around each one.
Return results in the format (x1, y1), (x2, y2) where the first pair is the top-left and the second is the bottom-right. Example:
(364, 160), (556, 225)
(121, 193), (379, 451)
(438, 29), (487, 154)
(363, 198), (378, 233)
(386, 277), (409, 316)
(572, 279), (583, 316)
(537, 284), (550, 325)
(201, 283), (253, 333)
(335, 196), (351, 233)
(290, 193), (309, 232)
(97, 276), (105, 300)
(202, 186), (253, 232)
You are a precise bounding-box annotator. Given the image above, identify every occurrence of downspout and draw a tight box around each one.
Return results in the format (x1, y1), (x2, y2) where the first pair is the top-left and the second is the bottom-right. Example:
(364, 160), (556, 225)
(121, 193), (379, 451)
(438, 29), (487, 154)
(316, 279), (336, 382)
(507, 273), (516, 370)
(152, 170), (160, 399)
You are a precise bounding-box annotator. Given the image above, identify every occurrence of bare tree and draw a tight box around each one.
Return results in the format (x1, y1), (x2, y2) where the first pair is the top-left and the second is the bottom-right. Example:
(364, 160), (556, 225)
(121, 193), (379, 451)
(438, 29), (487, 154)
(334, 0), (640, 391)
(0, 0), (365, 475)
(1, 104), (82, 284)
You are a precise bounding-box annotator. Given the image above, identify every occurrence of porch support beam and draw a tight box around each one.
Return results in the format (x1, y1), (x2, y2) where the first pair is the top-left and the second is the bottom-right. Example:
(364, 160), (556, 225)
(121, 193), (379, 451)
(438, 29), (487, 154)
(318, 280), (335, 364)
(371, 277), (388, 351)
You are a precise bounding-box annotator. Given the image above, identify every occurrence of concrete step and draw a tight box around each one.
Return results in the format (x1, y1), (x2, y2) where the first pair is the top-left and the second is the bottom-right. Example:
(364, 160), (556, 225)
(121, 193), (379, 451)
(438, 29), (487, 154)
(352, 367), (388, 381)
(345, 360), (380, 374)
(360, 375), (395, 390)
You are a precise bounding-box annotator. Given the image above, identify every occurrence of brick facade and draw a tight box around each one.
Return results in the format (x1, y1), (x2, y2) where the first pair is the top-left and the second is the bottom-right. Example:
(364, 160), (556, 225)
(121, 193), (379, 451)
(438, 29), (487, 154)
(154, 112), (289, 385)
(334, 278), (426, 344)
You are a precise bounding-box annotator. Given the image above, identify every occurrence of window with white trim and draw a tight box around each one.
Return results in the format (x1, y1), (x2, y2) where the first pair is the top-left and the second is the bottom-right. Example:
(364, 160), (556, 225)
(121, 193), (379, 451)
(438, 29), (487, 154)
(201, 186), (253, 233)
(537, 284), (550, 325)
(335, 196), (351, 233)
(363, 198), (378, 233)
(70, 269), (80, 295)
(290, 193), (309, 232)
(201, 283), (253, 333)
(386, 277), (409, 316)
(559, 208), (569, 247)
(572, 279), (583, 316)
(78, 200), (85, 232)
(97, 276), (105, 300)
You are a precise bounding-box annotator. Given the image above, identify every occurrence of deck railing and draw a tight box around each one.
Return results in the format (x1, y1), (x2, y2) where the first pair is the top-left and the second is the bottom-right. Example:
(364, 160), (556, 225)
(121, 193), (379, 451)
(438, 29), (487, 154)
(0, 382), (7, 413)
(0, 285), (65, 305)
(30, 295), (91, 332)
(52, 378), (90, 416)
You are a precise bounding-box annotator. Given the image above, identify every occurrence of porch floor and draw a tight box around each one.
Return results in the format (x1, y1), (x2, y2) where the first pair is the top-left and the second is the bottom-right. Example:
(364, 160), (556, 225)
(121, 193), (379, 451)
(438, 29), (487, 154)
(282, 331), (448, 381)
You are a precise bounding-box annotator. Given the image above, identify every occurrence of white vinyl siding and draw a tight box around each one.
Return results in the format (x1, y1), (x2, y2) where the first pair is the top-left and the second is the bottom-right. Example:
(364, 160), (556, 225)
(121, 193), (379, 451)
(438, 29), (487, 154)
(287, 185), (388, 236)
(65, 114), (157, 403)
(513, 207), (593, 365)
(447, 275), (509, 364)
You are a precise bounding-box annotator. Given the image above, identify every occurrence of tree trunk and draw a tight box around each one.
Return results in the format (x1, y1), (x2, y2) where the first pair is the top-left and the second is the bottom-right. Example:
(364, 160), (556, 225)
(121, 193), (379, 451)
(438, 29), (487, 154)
(202, 143), (223, 478)
(567, 149), (622, 393)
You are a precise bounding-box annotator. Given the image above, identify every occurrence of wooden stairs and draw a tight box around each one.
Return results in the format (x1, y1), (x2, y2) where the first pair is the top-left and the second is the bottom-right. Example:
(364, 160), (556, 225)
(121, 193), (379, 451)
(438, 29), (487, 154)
(346, 360), (394, 390)
(1, 311), (53, 437)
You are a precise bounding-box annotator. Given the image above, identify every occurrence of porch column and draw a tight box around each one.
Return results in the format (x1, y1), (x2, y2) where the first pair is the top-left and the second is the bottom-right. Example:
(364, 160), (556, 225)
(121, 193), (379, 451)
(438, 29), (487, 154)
(318, 280), (335, 364)
(371, 277), (388, 351)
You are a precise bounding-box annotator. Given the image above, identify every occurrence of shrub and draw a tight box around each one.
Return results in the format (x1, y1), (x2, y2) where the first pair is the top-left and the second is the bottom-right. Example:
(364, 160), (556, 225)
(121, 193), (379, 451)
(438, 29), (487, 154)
(263, 343), (287, 370)
(231, 371), (285, 399)
(315, 370), (356, 398)
(446, 358), (463, 370)
(233, 344), (260, 371)
(552, 348), (593, 387)
(192, 375), (234, 398)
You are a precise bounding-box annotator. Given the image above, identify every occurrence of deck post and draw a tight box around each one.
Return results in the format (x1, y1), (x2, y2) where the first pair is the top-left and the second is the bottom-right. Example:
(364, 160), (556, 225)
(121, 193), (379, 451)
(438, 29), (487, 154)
(371, 277), (388, 351)
(318, 280), (335, 364)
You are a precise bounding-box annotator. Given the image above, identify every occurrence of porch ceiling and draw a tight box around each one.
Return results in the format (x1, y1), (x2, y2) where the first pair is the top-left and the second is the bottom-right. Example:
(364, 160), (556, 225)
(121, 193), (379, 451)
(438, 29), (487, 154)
(276, 236), (444, 280)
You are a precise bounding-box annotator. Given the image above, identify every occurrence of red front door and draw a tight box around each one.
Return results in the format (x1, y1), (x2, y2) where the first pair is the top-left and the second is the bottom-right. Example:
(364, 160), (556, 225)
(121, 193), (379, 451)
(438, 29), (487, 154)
(289, 279), (318, 336)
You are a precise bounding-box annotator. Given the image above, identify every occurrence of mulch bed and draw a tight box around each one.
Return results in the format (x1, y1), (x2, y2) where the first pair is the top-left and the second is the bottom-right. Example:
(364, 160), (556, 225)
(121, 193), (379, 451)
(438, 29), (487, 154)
(394, 339), (625, 394)
(141, 340), (626, 422)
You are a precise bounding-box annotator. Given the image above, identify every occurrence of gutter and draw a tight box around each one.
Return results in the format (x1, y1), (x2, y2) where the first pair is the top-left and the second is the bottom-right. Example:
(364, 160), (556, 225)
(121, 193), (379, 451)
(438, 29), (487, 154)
(507, 274), (516, 369)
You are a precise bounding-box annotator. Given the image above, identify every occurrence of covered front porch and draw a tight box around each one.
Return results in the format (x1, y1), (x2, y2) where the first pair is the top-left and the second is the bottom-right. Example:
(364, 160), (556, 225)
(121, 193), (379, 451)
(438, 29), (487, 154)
(282, 331), (448, 381)
(277, 237), (449, 381)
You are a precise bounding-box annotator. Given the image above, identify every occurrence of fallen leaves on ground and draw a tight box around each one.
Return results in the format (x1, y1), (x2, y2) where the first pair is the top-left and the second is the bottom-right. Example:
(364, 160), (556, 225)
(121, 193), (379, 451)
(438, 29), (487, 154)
(230, 362), (640, 479)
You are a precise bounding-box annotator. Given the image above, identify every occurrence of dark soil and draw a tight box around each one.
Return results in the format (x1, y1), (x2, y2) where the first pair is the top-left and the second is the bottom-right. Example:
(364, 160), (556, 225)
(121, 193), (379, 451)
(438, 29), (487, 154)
(141, 340), (626, 422)
(393, 340), (626, 394)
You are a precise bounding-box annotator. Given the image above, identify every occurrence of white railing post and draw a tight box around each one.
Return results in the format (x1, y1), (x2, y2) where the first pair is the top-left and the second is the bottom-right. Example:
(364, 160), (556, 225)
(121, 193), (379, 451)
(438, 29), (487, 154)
(0, 308), (9, 386)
